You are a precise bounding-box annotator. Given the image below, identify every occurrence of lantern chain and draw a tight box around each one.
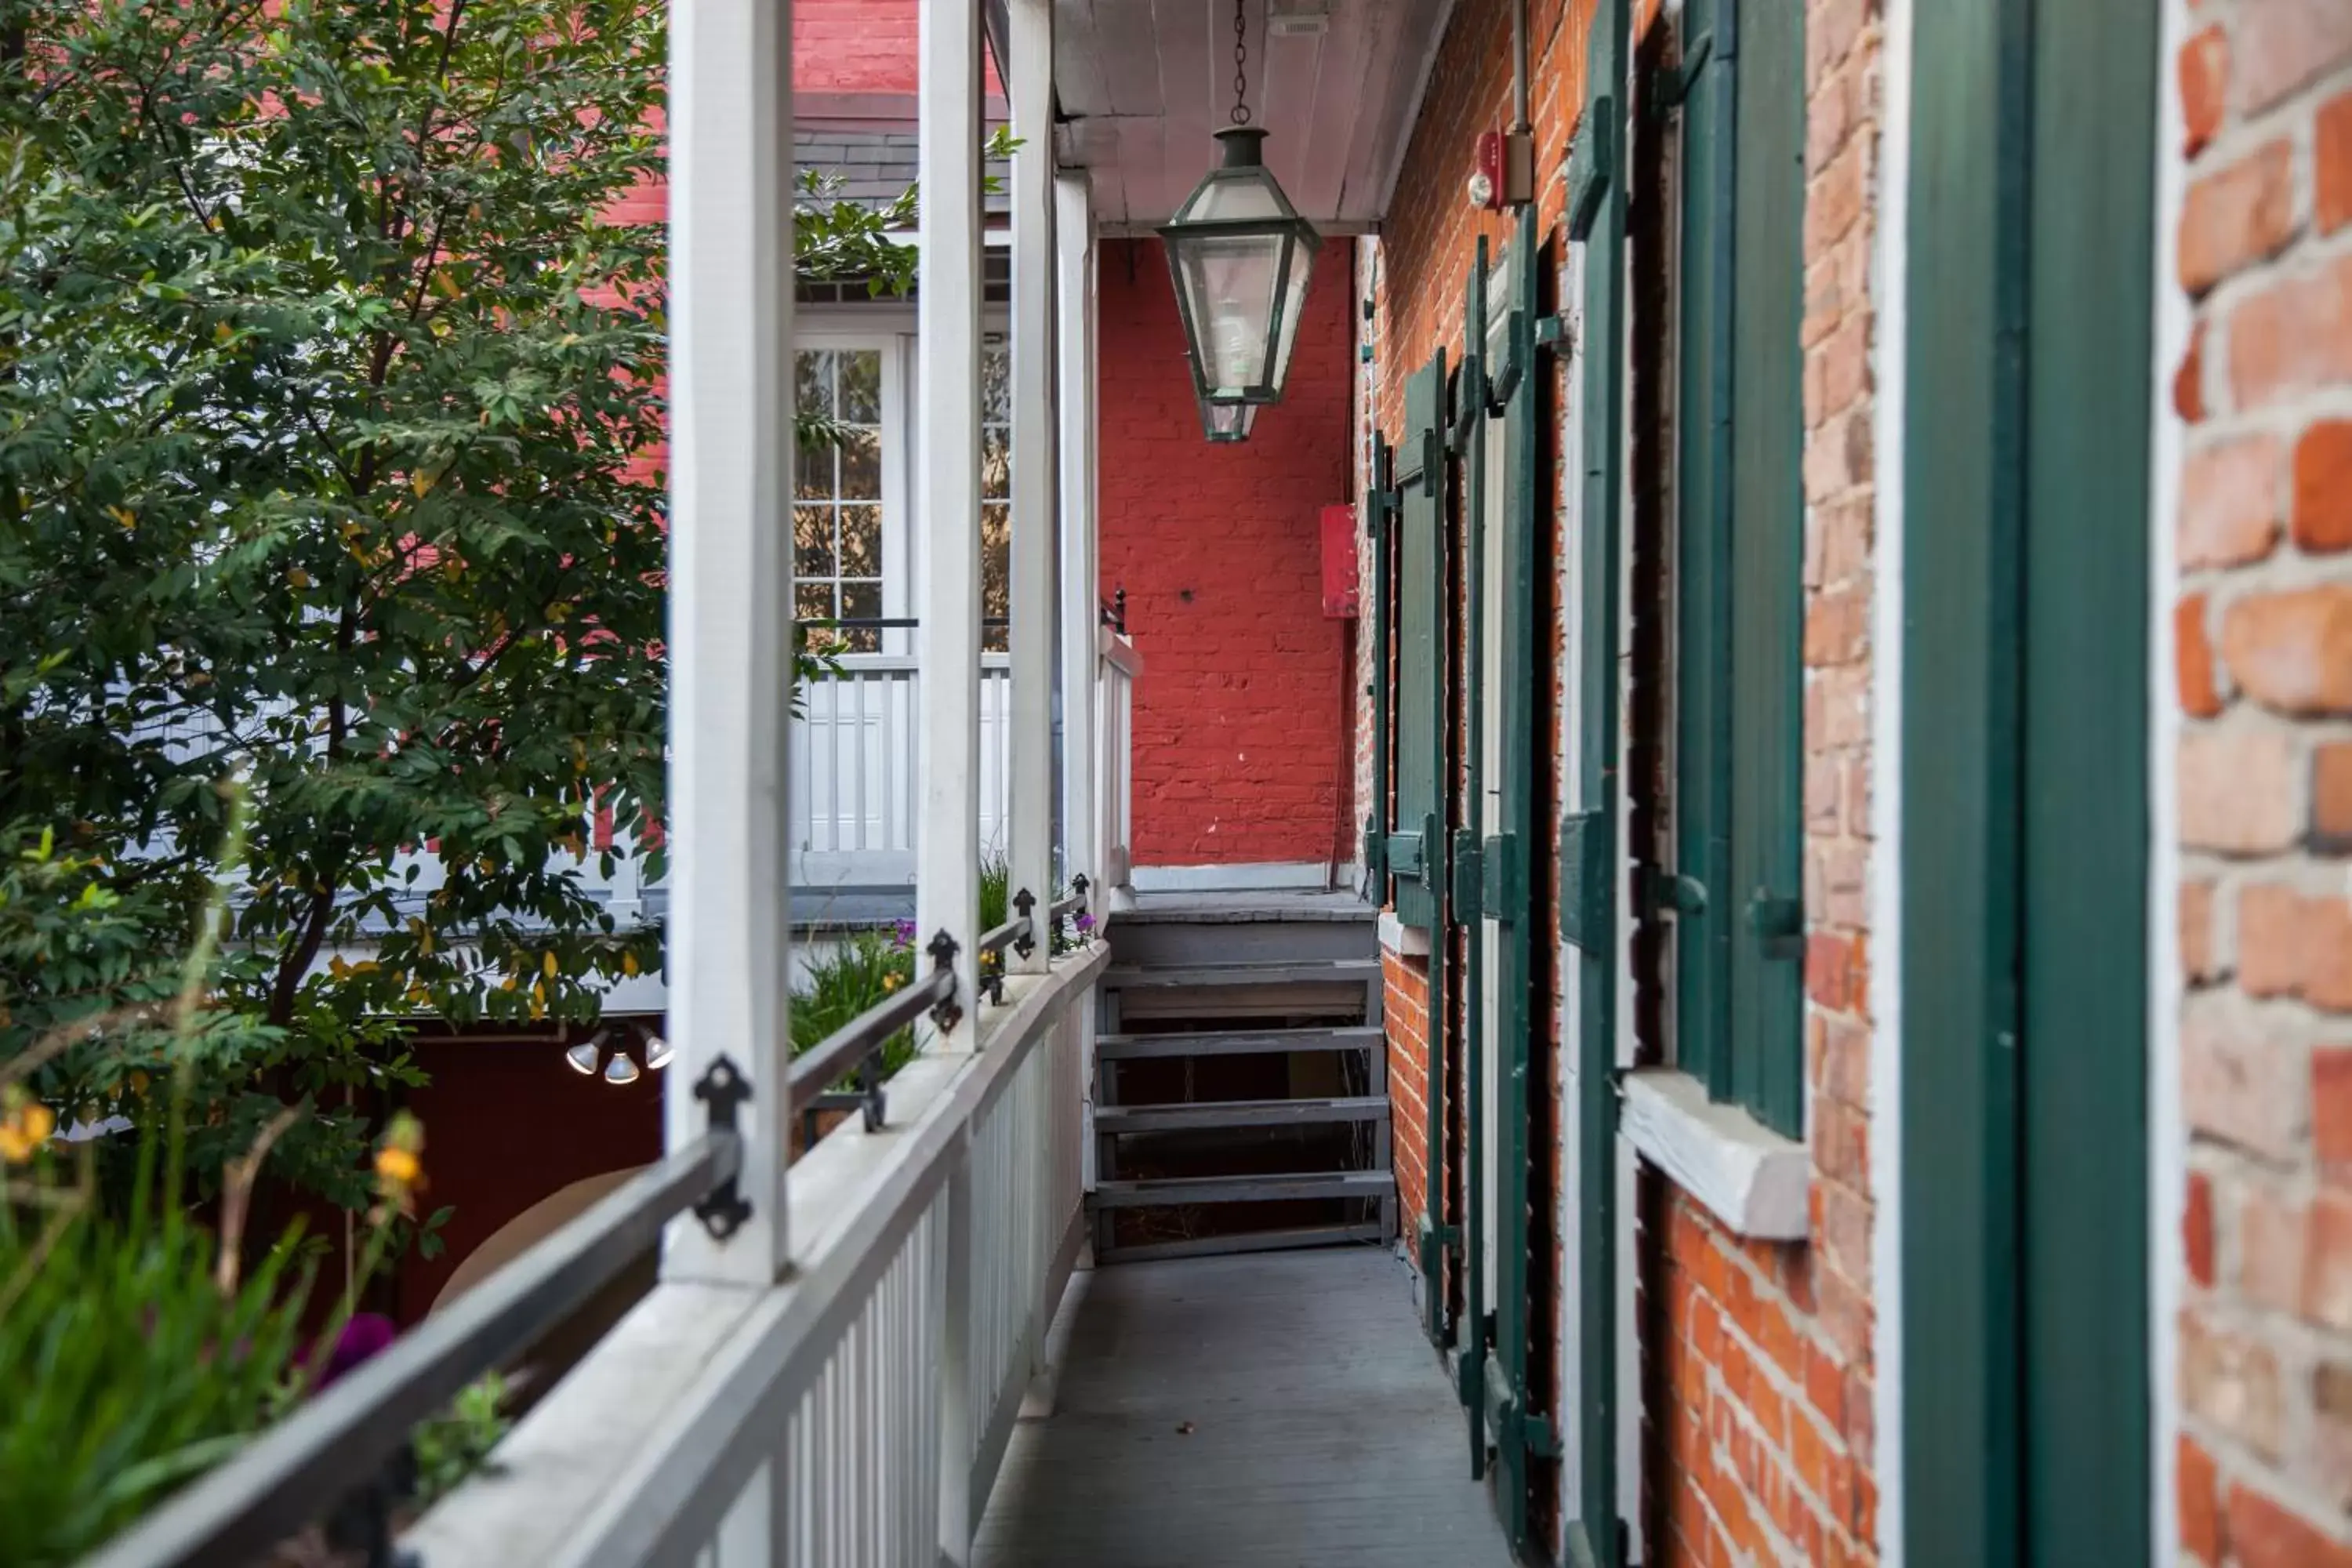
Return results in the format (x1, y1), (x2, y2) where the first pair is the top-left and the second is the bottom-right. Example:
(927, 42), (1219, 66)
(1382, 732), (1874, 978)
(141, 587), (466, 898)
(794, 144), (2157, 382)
(1231, 0), (1250, 125)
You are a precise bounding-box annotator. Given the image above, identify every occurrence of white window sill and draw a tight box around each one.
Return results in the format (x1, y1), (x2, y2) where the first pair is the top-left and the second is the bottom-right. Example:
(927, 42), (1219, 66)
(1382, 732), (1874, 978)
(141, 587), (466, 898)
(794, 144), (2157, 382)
(1377, 909), (1430, 957)
(1620, 1069), (1809, 1241)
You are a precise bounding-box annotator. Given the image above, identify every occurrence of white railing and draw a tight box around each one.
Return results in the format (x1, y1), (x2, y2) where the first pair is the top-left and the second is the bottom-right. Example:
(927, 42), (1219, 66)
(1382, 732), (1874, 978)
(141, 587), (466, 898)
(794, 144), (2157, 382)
(403, 943), (1105, 1568)
(794, 656), (1015, 890)
(1097, 629), (1140, 892)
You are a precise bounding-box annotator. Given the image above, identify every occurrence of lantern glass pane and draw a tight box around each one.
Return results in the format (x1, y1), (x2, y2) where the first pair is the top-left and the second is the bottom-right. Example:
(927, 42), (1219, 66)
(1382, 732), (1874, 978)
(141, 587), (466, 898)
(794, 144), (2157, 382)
(1177, 169), (1288, 224)
(1173, 231), (1283, 395)
(1269, 240), (1316, 391)
(1203, 401), (1258, 441)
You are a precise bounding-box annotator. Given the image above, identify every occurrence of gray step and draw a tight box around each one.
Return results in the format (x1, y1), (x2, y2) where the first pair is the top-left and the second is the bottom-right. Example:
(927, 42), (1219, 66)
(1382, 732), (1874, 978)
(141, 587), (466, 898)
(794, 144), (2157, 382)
(1098, 1220), (1387, 1265)
(1095, 1025), (1383, 1061)
(1091, 1171), (1394, 1208)
(1094, 1096), (1390, 1134)
(1106, 897), (1377, 968)
(1102, 959), (1381, 990)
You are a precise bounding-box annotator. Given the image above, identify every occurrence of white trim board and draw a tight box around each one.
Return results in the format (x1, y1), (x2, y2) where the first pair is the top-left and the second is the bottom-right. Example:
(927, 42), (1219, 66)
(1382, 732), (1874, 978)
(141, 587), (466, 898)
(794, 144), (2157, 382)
(1127, 860), (1333, 892)
(1621, 1070), (1811, 1240)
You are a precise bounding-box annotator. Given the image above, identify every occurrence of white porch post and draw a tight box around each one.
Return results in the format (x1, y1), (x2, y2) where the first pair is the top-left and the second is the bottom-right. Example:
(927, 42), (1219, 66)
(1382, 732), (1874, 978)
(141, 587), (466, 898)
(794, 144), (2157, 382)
(916, 0), (985, 1038)
(1007, 0), (1058, 975)
(1054, 173), (1098, 921)
(661, 0), (793, 1285)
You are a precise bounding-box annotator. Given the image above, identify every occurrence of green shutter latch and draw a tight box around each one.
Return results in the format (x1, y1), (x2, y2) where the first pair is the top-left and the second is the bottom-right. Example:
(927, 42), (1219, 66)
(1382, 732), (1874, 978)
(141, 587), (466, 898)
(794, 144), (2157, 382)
(1451, 829), (1484, 915)
(1566, 112), (1613, 242)
(1653, 33), (1714, 115)
(1482, 832), (1523, 920)
(1634, 862), (1707, 919)
(1387, 830), (1425, 882)
(1534, 314), (1570, 354)
(1745, 889), (1805, 960)
(1364, 817), (1386, 879)
(1559, 811), (1612, 951)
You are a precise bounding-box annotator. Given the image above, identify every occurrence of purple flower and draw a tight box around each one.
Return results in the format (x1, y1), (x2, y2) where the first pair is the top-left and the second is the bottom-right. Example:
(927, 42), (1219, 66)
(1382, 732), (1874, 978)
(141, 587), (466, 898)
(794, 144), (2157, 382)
(891, 917), (917, 949)
(317, 1313), (396, 1389)
(1074, 913), (1096, 933)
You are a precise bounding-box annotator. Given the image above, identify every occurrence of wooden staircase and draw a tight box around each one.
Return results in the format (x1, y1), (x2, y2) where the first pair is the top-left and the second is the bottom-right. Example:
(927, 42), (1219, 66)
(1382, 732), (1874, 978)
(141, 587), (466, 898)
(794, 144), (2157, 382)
(1088, 892), (1395, 1263)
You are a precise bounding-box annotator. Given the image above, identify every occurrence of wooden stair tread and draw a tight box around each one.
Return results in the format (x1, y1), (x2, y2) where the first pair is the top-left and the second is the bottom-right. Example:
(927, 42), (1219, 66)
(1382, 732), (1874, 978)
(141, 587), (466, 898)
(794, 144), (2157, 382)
(1091, 1171), (1394, 1207)
(1102, 958), (1381, 989)
(1094, 1096), (1390, 1134)
(1094, 1025), (1383, 1060)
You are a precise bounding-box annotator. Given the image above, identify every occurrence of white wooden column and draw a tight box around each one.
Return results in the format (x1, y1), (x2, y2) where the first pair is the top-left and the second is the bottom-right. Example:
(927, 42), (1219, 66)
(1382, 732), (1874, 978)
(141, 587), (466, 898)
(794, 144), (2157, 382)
(662, 0), (793, 1285)
(1007, 0), (1058, 975)
(916, 0), (984, 1038)
(1054, 172), (1098, 922)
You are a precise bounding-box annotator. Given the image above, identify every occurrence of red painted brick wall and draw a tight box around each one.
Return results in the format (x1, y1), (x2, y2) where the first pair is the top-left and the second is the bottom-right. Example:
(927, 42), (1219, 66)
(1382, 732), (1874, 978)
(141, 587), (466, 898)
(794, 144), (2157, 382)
(2171, 1), (2352, 1555)
(1096, 237), (1358, 871)
(796, 1), (917, 95)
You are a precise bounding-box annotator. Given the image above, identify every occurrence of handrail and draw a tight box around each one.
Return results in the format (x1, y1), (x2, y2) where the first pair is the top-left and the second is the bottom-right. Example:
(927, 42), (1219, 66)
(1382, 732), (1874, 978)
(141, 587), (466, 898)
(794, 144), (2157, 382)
(85, 1101), (750, 1568)
(789, 932), (960, 1138)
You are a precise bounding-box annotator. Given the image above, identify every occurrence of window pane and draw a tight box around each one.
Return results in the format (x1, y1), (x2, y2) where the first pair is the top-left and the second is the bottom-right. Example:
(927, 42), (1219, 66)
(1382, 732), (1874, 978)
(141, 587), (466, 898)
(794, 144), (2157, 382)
(838, 581), (882, 652)
(982, 500), (1011, 649)
(797, 437), (833, 501)
(838, 504), (882, 577)
(838, 350), (882, 423)
(981, 346), (1011, 423)
(981, 428), (1011, 499)
(795, 505), (836, 579)
(797, 351), (833, 419)
(796, 579), (834, 626)
(838, 430), (881, 499)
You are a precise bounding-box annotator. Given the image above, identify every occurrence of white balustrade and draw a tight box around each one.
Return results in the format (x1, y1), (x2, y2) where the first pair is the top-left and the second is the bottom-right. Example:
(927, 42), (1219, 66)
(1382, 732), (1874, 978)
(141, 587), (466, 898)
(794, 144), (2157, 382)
(793, 658), (1014, 890)
(1097, 630), (1141, 895)
(404, 946), (1107, 1568)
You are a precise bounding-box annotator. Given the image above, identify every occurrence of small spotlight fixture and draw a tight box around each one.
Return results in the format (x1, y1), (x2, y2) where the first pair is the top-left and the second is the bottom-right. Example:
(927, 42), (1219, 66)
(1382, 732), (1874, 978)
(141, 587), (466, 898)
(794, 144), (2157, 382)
(564, 1037), (604, 1076)
(603, 1051), (641, 1087)
(642, 1030), (673, 1071)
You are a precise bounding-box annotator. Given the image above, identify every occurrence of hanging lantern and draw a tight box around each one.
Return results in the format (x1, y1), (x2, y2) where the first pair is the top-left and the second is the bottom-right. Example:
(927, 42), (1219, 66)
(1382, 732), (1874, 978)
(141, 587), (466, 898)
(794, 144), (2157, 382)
(1200, 401), (1258, 444)
(1160, 2), (1319, 441)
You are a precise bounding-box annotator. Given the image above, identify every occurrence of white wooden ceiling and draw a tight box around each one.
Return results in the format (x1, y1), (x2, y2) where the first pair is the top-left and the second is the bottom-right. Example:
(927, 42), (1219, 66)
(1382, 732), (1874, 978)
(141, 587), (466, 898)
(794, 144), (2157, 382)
(1050, 0), (1455, 234)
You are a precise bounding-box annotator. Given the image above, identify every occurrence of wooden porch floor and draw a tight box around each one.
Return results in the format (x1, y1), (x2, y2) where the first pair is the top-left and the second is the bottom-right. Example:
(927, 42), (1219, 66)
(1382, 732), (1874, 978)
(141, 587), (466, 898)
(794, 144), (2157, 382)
(975, 1247), (1516, 1568)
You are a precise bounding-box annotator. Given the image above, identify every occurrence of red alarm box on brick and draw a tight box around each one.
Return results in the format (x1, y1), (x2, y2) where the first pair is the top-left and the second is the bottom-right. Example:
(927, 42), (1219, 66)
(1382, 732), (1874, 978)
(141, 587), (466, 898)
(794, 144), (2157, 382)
(1319, 504), (1359, 619)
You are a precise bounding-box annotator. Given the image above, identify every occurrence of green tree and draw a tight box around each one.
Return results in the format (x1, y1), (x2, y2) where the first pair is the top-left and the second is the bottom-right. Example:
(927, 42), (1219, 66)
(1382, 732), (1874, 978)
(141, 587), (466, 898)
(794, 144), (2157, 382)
(0, 0), (982, 1203)
(0, 0), (683, 1196)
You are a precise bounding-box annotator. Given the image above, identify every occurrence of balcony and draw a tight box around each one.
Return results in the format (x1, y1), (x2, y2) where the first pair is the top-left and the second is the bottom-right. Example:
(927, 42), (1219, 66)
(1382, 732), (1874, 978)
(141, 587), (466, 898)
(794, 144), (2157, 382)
(70, 1), (1506, 1563)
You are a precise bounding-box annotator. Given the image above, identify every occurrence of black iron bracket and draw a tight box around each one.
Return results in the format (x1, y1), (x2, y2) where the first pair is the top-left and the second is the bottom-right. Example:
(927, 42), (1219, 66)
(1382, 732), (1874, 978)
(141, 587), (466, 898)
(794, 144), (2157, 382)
(1012, 887), (1037, 958)
(926, 929), (964, 1035)
(692, 1054), (753, 1241)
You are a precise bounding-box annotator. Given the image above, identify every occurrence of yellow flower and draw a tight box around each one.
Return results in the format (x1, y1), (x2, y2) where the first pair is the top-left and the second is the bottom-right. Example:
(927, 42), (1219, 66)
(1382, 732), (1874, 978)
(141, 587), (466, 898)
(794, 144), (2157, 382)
(0, 1098), (56, 1164)
(883, 971), (904, 993)
(621, 951), (640, 978)
(373, 1112), (426, 1214)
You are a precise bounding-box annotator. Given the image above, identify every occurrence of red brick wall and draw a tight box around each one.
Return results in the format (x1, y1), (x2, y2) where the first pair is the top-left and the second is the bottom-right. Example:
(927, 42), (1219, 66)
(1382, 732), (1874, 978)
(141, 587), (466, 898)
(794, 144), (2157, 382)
(2171, 2), (2352, 1557)
(1095, 238), (1358, 871)
(1363, 0), (1886, 1558)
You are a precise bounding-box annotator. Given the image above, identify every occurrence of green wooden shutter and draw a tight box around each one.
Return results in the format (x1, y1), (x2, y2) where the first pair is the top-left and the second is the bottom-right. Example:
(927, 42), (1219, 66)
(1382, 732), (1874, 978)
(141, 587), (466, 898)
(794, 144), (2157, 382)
(1726, 0), (1806, 1137)
(1392, 351), (1446, 931)
(1566, 0), (1628, 1555)
(1675, 0), (1737, 1103)
(1457, 237), (1493, 1474)
(1367, 434), (1395, 893)
(1670, 0), (1806, 1138)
